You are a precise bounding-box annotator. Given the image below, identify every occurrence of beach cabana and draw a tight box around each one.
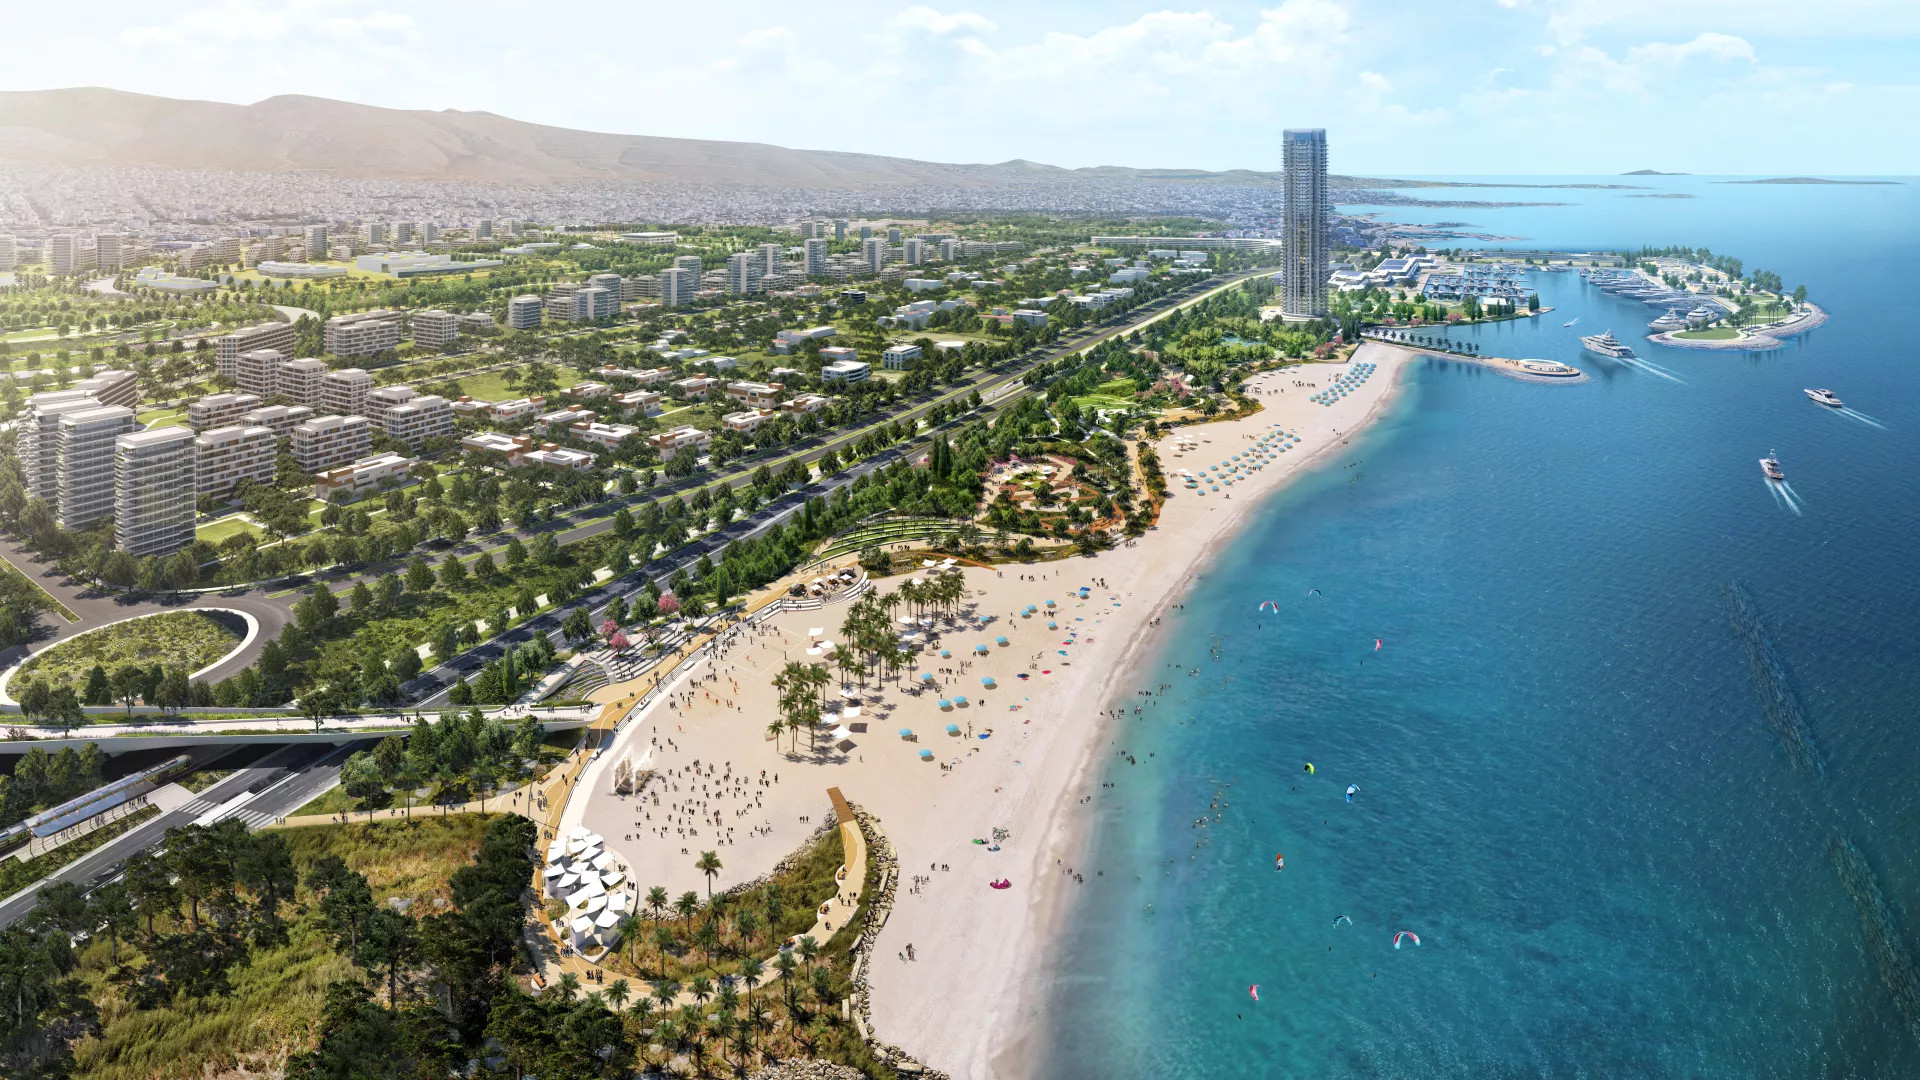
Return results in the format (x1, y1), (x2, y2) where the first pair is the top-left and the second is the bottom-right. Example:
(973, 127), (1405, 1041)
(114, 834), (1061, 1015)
(843, 705), (862, 719)
(568, 915), (597, 949)
(601, 871), (625, 889)
(808, 627), (824, 638)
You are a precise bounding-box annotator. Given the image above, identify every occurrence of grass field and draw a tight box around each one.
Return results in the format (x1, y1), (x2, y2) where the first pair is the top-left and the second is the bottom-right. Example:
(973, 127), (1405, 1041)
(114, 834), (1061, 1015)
(195, 515), (264, 545)
(69, 816), (495, 1080)
(1673, 327), (1741, 340)
(433, 369), (521, 402)
(16, 610), (242, 695)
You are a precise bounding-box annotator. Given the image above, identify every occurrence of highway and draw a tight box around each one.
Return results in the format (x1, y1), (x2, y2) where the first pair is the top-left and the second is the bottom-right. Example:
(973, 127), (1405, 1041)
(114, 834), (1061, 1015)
(0, 741), (360, 928)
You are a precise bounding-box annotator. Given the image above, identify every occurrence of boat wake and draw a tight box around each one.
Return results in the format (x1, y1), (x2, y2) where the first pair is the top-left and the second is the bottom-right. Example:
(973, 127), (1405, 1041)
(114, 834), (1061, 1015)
(1829, 835), (1920, 1039)
(1835, 407), (1888, 429)
(1563, 317), (1580, 327)
(1721, 582), (1821, 773)
(1622, 355), (1686, 383)
(1777, 481), (1809, 515)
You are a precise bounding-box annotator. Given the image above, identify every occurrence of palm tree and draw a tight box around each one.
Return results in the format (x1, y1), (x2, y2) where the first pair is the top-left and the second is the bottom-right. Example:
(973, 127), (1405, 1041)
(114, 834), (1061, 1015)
(617, 914), (639, 967)
(646, 885), (669, 923)
(695, 850), (722, 900)
(556, 970), (581, 1002)
(796, 934), (819, 970)
(689, 975), (715, 1007)
(774, 951), (799, 1017)
(650, 977), (680, 1013)
(652, 923), (676, 979)
(676, 890), (700, 933)
(606, 977), (632, 1013)
(738, 955), (764, 1006)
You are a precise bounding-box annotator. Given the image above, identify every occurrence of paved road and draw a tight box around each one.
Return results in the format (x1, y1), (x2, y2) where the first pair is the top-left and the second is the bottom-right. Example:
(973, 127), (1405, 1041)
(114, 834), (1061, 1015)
(0, 741), (359, 928)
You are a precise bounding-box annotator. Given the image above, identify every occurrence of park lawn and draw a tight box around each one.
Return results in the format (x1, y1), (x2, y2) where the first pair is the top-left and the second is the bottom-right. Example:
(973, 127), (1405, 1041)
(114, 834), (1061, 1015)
(436, 368), (522, 402)
(68, 816), (496, 1080)
(195, 515), (264, 546)
(136, 408), (186, 428)
(16, 611), (242, 696)
(1674, 327), (1741, 340)
(290, 784), (360, 818)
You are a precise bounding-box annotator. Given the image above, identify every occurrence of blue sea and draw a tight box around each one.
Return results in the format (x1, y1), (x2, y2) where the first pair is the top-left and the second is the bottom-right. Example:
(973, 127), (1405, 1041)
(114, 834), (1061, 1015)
(1041, 175), (1920, 1077)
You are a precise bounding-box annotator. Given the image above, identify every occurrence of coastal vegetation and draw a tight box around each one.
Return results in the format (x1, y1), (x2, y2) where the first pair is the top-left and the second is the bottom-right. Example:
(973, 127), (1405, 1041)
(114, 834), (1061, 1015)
(307, 711), (553, 818)
(12, 612), (241, 705)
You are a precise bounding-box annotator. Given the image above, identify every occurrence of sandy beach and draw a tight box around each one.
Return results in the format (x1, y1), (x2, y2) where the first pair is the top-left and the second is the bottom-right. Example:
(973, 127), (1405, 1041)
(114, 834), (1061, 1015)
(555, 340), (1419, 1077)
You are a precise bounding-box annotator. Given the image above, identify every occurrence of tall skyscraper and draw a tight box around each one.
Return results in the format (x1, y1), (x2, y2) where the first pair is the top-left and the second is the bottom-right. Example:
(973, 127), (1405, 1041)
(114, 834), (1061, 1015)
(1281, 128), (1330, 321)
(804, 238), (828, 277)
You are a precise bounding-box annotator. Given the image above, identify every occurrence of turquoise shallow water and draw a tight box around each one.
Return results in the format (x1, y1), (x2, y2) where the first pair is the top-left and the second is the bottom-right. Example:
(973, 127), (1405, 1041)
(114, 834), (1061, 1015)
(1041, 177), (1920, 1077)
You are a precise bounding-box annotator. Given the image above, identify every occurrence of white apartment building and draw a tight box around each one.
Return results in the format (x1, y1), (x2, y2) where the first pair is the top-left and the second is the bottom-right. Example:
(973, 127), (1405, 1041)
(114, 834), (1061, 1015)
(727, 252), (760, 295)
(535, 406), (595, 433)
(671, 376), (719, 398)
(579, 286), (619, 320)
(461, 432), (534, 466)
(320, 368), (373, 417)
(646, 427), (711, 455)
(0, 235), (15, 272)
(568, 422), (639, 449)
(565, 382), (611, 400)
(616, 390), (664, 415)
(659, 267), (693, 309)
(314, 452), (415, 502)
(188, 392), (265, 431)
(459, 311), (493, 334)
(235, 348), (288, 397)
(18, 391), (100, 506)
(95, 234), (123, 273)
(411, 309), (460, 347)
(324, 311), (402, 356)
(291, 414), (373, 472)
(804, 238), (828, 277)
(904, 238), (926, 266)
(48, 235), (78, 276)
(194, 425), (276, 495)
(626, 367), (670, 385)
(821, 359), (871, 384)
(73, 369), (138, 409)
(588, 272), (624, 298)
(242, 404), (315, 435)
(508, 295), (543, 329)
(367, 385), (453, 447)
(215, 321), (297, 378)
(56, 405), (137, 530)
(488, 398), (545, 422)
(882, 344), (923, 369)
(862, 237), (887, 276)
(760, 242), (783, 277)
(524, 446), (597, 471)
(781, 393), (831, 414)
(725, 381), (784, 408)
(115, 427), (196, 556)
(278, 357), (331, 406)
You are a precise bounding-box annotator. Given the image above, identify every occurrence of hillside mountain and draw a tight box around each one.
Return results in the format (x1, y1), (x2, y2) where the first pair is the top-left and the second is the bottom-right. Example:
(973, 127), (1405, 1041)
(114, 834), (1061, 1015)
(0, 87), (1288, 189)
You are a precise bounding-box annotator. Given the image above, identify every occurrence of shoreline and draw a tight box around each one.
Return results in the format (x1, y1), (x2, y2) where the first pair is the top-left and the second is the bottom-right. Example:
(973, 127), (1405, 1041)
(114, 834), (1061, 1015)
(1647, 302), (1828, 351)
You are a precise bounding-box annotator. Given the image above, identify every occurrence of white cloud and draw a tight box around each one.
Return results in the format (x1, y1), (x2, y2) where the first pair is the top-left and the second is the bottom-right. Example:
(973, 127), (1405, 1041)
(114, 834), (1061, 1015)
(1627, 32), (1756, 65)
(893, 5), (996, 34)
(1359, 70), (1393, 92)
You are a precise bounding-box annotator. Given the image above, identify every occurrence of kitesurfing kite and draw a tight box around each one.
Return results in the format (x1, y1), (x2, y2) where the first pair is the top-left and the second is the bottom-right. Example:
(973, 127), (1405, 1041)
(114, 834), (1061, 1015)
(1346, 784), (1360, 803)
(1307, 589), (1323, 597)
(1394, 931), (1421, 949)
(1333, 915), (1353, 927)
(1248, 984), (1261, 1002)
(1374, 638), (1383, 651)
(1303, 762), (1315, 774)
(1274, 853), (1284, 871)
(1258, 600), (1280, 613)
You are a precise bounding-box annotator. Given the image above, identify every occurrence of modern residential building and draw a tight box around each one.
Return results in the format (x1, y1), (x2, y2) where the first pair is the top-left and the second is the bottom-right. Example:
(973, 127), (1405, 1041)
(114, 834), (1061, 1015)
(0, 235), (15, 272)
(215, 321), (297, 378)
(115, 426), (197, 556)
(73, 369), (138, 409)
(781, 393), (831, 414)
(535, 406), (595, 434)
(56, 405), (137, 529)
(235, 348), (288, 397)
(95, 233), (123, 273)
(626, 367), (670, 385)
(1012, 309), (1049, 329)
(772, 325), (836, 353)
(671, 376), (719, 398)
(194, 425), (276, 495)
(727, 252), (759, 295)
(615, 390), (664, 415)
(19, 391), (104, 507)
(459, 311), (493, 334)
(323, 311), (402, 356)
(660, 267), (693, 308)
(47, 235), (78, 276)
(411, 309), (460, 347)
(367, 385), (453, 447)
(461, 432), (534, 466)
(488, 398), (545, 422)
(242, 404), (315, 435)
(724, 381), (784, 408)
(818, 346), (859, 366)
(133, 267), (218, 293)
(904, 239), (926, 266)
(821, 359), (871, 384)
(882, 344), (922, 369)
(362, 223), (388, 246)
(1282, 127), (1330, 320)
(320, 368), (373, 418)
(275, 358), (330, 406)
(303, 224), (328, 254)
(760, 242), (783, 277)
(314, 452), (416, 501)
(645, 427), (711, 455)
(524, 446), (597, 471)
(292, 414), (373, 472)
(580, 286), (619, 320)
(507, 295), (543, 329)
(187, 393), (265, 431)
(256, 261), (346, 279)
(804, 238), (828, 277)
(722, 409), (776, 434)
(568, 421), (638, 449)
(564, 382), (611, 400)
(862, 237), (887, 276)
(587, 272), (624, 298)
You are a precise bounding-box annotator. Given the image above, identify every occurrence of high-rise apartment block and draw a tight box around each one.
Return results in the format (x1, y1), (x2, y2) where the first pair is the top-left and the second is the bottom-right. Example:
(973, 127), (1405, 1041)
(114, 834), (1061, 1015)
(887, 228), (902, 244)
(362, 223), (387, 246)
(760, 243), (783, 277)
(115, 427), (197, 556)
(292, 414), (373, 472)
(56, 406), (137, 529)
(194, 425), (277, 495)
(903, 239), (925, 266)
(277, 358), (331, 406)
(323, 311), (401, 356)
(95, 234), (123, 273)
(804, 238), (828, 277)
(659, 268), (693, 309)
(320, 368), (372, 417)
(1281, 127), (1330, 321)
(475, 220), (493, 239)
(0, 235), (15, 271)
(507, 295), (543, 329)
(393, 222), (414, 245)
(367, 386), (453, 447)
(187, 392), (265, 431)
(20, 391), (103, 506)
(863, 237), (887, 276)
(48, 235), (78, 276)
(303, 224), (328, 256)
(235, 348), (288, 397)
(215, 321), (296, 378)
(411, 309), (460, 347)
(242, 404), (314, 435)
(727, 252), (760, 295)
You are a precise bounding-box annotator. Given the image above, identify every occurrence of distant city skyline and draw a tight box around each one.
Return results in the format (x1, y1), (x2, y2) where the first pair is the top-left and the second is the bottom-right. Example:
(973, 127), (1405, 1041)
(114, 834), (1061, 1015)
(1, 0), (1916, 175)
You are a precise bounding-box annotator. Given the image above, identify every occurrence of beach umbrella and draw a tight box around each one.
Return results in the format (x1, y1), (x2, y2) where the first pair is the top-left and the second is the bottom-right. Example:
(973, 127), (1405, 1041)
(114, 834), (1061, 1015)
(954, 695), (969, 705)
(981, 676), (996, 687)
(921, 672), (936, 683)
(1045, 599), (1056, 607)
(947, 723), (961, 734)
(938, 699), (952, 709)
(995, 635), (1008, 645)
(940, 649), (952, 658)
(975, 643), (989, 654)
(899, 728), (914, 738)
(1047, 621), (1057, 630)
(920, 749), (935, 760)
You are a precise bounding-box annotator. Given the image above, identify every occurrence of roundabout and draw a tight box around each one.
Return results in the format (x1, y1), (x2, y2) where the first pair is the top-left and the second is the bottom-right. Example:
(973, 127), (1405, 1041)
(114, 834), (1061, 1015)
(0, 607), (261, 706)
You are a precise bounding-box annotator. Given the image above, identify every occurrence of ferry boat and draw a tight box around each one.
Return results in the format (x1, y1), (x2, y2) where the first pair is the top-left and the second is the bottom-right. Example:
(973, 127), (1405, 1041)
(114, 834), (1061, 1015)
(1760, 451), (1785, 482)
(1580, 330), (1637, 359)
(1804, 388), (1843, 407)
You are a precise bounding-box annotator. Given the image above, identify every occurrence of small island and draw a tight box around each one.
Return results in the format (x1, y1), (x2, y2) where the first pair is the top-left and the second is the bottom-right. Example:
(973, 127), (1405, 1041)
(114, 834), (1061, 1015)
(1622, 169), (1690, 176)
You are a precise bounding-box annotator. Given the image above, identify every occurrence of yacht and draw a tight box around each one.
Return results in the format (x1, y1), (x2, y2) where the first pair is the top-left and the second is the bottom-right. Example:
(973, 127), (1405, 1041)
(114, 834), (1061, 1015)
(1804, 388), (1843, 407)
(1649, 311), (1688, 333)
(1760, 451), (1785, 482)
(1580, 330), (1637, 359)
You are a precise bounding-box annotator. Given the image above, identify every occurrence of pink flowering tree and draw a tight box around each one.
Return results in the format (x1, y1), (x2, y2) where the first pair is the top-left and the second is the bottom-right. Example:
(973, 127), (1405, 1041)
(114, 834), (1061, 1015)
(658, 593), (680, 617)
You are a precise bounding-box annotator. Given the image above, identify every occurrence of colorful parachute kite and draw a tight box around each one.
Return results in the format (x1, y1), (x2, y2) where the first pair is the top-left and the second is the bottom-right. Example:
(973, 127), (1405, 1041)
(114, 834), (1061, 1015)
(1374, 638), (1383, 651)
(1248, 984), (1260, 1002)
(1258, 600), (1280, 612)
(1303, 762), (1315, 774)
(1274, 853), (1284, 871)
(1394, 931), (1421, 949)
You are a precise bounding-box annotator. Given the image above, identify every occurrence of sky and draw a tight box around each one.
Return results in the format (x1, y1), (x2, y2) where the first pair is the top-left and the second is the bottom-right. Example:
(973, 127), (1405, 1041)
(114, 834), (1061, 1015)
(4, 0), (1917, 175)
